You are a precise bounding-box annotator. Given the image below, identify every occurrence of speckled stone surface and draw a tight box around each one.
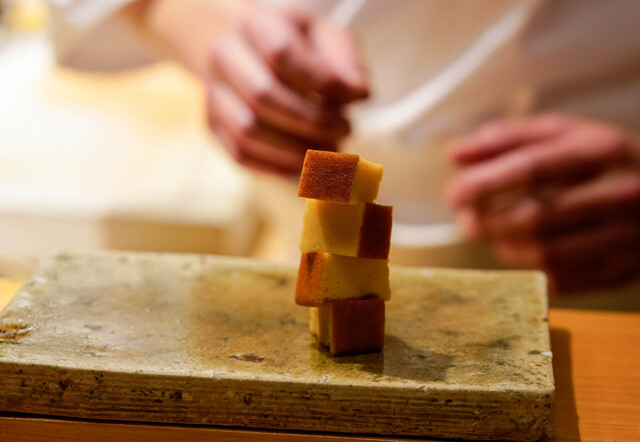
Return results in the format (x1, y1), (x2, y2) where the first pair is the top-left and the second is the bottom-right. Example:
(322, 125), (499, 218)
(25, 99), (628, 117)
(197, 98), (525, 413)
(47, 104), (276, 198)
(0, 251), (554, 441)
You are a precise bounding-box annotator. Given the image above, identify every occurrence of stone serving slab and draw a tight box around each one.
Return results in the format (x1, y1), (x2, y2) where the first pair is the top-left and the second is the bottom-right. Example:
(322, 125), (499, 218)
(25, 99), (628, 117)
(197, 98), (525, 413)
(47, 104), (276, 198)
(0, 251), (554, 441)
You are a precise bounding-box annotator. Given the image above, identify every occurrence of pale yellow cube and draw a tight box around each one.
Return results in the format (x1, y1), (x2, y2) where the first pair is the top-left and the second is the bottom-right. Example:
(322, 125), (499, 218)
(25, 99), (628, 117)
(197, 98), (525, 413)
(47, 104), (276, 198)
(295, 252), (390, 306)
(299, 200), (392, 259)
(351, 157), (384, 204)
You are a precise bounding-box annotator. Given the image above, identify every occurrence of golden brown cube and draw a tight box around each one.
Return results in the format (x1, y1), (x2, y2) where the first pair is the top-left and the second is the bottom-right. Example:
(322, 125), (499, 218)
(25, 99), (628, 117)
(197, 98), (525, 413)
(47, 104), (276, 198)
(310, 299), (385, 356)
(298, 150), (383, 204)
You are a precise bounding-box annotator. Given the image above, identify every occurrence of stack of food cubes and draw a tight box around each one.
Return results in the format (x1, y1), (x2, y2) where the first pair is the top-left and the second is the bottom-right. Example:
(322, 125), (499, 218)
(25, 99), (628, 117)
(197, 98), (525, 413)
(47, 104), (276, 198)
(295, 150), (393, 356)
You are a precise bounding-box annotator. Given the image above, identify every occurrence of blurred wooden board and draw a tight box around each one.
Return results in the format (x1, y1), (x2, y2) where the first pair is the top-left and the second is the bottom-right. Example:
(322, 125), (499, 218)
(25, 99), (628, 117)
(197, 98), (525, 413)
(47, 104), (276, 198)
(0, 251), (553, 441)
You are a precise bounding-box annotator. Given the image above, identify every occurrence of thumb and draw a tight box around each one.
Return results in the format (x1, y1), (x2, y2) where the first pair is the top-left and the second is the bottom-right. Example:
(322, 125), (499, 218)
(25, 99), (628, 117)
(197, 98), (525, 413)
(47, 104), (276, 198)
(310, 19), (370, 102)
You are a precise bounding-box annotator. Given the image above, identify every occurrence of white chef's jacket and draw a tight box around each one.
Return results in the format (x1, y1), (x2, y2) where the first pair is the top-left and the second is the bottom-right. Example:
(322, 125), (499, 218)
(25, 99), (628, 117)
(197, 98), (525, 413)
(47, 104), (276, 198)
(49, 0), (640, 242)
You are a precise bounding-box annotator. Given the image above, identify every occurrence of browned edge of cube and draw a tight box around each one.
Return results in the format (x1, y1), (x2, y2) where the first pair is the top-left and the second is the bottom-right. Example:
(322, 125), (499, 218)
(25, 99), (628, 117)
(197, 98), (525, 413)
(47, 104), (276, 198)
(297, 150), (359, 203)
(295, 252), (326, 307)
(357, 203), (393, 259)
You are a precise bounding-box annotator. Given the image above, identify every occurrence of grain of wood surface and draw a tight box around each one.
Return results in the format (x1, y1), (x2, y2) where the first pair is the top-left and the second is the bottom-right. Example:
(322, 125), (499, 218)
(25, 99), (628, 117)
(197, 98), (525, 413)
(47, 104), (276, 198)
(543, 309), (640, 441)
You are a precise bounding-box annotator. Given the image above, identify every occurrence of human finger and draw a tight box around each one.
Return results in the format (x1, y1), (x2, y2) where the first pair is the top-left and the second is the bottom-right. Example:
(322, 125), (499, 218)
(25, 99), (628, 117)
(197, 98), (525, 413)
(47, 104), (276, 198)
(210, 118), (297, 175)
(208, 83), (334, 175)
(494, 218), (640, 269)
(467, 168), (640, 239)
(549, 248), (640, 293)
(242, 6), (367, 103)
(310, 17), (369, 100)
(448, 114), (572, 165)
(446, 131), (628, 208)
(457, 207), (486, 240)
(212, 34), (350, 144)
(209, 110), (302, 176)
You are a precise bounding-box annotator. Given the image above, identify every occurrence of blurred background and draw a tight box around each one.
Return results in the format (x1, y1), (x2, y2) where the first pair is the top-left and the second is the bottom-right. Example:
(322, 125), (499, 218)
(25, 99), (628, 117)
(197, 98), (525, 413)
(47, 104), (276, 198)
(0, 0), (306, 276)
(1, 0), (638, 310)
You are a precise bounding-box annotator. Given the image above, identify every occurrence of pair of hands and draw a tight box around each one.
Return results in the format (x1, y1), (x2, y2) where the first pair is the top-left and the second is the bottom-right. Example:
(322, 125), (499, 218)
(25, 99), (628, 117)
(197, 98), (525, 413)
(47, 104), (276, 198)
(207, 6), (640, 293)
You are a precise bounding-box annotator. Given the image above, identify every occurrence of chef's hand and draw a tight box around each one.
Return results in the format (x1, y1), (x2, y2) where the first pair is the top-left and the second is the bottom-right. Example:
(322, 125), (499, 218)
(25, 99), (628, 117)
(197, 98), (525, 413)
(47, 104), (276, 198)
(207, 5), (369, 175)
(446, 114), (640, 293)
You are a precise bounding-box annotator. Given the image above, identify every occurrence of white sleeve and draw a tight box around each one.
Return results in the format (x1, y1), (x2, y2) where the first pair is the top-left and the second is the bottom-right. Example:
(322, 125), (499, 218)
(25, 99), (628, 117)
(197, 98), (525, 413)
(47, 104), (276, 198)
(48, 0), (162, 71)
